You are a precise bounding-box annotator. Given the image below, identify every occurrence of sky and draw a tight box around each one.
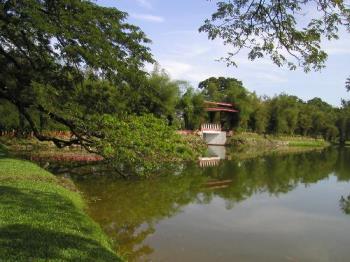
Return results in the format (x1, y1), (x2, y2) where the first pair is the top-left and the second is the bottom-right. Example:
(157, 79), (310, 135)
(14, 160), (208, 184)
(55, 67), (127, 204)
(98, 0), (350, 106)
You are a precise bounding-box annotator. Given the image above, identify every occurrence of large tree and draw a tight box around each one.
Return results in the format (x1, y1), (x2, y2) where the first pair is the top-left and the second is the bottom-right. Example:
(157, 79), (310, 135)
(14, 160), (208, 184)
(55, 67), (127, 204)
(200, 0), (350, 72)
(0, 0), (201, 176)
(0, 0), (153, 147)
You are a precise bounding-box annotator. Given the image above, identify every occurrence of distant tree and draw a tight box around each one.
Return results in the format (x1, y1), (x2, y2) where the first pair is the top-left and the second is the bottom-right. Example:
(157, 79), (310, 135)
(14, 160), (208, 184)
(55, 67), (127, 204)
(200, 0), (350, 72)
(267, 95), (301, 134)
(337, 100), (350, 144)
(297, 104), (313, 136)
(179, 88), (206, 130)
(249, 95), (269, 134)
(141, 65), (181, 125)
(346, 77), (350, 91)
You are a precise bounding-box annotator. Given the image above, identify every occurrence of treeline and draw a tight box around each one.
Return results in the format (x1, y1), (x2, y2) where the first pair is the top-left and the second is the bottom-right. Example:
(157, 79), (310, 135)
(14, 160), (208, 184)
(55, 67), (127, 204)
(183, 77), (350, 143)
(1, 72), (350, 143)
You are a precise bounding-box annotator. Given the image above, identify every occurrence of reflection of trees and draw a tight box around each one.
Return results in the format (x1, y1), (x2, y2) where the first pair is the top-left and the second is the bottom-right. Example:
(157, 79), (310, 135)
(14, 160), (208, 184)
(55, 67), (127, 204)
(335, 148), (350, 181)
(340, 195), (350, 215)
(74, 164), (209, 261)
(201, 147), (339, 208)
(111, 223), (155, 260)
(71, 147), (349, 261)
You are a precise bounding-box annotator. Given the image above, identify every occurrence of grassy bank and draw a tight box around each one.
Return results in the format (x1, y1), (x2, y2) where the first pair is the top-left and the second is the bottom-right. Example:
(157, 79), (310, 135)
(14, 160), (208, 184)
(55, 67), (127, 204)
(228, 145), (326, 161)
(229, 132), (330, 148)
(0, 158), (122, 261)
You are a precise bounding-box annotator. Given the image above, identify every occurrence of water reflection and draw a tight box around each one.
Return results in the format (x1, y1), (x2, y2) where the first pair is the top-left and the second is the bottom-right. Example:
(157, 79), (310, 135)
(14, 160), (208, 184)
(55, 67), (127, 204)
(199, 145), (226, 167)
(69, 147), (350, 261)
(340, 195), (350, 215)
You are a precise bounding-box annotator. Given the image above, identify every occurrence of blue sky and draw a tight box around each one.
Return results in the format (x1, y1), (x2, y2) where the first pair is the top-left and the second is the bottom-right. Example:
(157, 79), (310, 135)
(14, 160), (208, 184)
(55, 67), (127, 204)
(98, 0), (350, 106)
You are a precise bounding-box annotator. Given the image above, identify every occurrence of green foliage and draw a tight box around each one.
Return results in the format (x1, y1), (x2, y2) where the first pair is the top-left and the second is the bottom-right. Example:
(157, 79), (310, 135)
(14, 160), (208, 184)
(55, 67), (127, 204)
(0, 1), (207, 176)
(267, 95), (301, 134)
(141, 65), (181, 124)
(96, 114), (203, 177)
(0, 100), (19, 131)
(195, 76), (344, 142)
(0, 0), (153, 145)
(200, 0), (350, 72)
(229, 132), (329, 148)
(179, 87), (206, 130)
(0, 158), (121, 261)
(346, 77), (350, 92)
(249, 96), (269, 134)
(337, 100), (350, 144)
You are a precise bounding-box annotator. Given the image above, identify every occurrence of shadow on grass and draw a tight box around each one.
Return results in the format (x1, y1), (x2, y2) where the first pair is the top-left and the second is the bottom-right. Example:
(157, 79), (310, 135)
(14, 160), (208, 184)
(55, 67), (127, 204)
(0, 224), (119, 261)
(0, 185), (120, 261)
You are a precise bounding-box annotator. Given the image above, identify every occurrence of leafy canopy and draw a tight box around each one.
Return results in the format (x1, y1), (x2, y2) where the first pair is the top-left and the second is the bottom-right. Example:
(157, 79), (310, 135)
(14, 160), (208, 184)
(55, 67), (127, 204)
(200, 0), (350, 72)
(97, 114), (200, 177)
(0, 0), (153, 147)
(0, 0), (205, 176)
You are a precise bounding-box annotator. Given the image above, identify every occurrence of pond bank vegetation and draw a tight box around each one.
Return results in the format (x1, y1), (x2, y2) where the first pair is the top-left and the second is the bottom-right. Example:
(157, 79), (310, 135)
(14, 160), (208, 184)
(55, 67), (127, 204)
(0, 158), (122, 261)
(229, 132), (330, 148)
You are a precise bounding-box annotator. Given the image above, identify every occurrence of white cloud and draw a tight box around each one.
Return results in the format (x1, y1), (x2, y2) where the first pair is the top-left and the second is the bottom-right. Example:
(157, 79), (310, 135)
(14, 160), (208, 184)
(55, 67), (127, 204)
(131, 13), (164, 23)
(160, 61), (193, 79)
(152, 29), (289, 86)
(136, 0), (152, 9)
(167, 45), (211, 59)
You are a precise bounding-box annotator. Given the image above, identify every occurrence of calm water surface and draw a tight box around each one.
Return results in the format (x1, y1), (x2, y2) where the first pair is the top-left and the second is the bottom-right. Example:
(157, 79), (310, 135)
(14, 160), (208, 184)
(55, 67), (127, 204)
(68, 148), (350, 261)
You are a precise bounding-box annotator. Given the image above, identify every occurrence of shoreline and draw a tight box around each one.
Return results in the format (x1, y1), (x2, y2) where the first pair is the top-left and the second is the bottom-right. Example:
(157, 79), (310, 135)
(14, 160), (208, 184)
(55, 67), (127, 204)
(0, 157), (122, 261)
(228, 132), (331, 148)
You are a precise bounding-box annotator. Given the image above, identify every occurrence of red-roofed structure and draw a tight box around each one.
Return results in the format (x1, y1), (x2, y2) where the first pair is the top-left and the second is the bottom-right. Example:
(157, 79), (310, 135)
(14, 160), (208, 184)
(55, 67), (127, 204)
(204, 101), (239, 113)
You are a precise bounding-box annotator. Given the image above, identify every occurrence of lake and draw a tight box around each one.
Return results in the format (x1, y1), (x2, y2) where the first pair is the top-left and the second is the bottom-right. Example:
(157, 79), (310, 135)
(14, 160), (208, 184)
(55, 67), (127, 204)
(57, 147), (350, 261)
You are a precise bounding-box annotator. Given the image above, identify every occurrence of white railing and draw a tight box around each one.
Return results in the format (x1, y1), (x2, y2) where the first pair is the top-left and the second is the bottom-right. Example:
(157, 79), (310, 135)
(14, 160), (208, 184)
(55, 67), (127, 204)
(198, 157), (221, 168)
(201, 123), (221, 131)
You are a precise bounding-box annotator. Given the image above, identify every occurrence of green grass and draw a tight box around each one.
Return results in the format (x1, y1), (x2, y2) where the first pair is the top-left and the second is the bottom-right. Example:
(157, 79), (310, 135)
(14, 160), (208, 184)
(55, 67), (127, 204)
(287, 140), (329, 147)
(0, 158), (122, 261)
(230, 132), (330, 148)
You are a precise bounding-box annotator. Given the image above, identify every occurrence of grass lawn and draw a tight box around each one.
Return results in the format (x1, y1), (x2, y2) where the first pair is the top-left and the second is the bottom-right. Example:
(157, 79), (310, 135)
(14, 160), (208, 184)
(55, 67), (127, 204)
(0, 158), (122, 261)
(230, 132), (330, 148)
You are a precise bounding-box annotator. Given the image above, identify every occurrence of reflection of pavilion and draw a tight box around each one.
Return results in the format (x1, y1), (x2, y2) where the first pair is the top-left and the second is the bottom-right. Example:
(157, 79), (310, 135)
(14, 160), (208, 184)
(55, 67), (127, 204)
(198, 157), (220, 167)
(204, 179), (233, 190)
(200, 101), (238, 145)
(198, 145), (226, 168)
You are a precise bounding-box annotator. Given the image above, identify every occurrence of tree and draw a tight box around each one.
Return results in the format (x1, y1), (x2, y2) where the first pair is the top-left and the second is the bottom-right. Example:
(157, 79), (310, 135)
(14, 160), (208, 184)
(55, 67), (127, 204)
(97, 114), (198, 177)
(200, 0), (350, 72)
(179, 87), (206, 130)
(337, 100), (350, 144)
(140, 65), (181, 125)
(0, 1), (202, 176)
(0, 99), (19, 133)
(0, 0), (153, 147)
(267, 94), (301, 134)
(346, 77), (350, 91)
(297, 104), (313, 136)
(249, 96), (269, 134)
